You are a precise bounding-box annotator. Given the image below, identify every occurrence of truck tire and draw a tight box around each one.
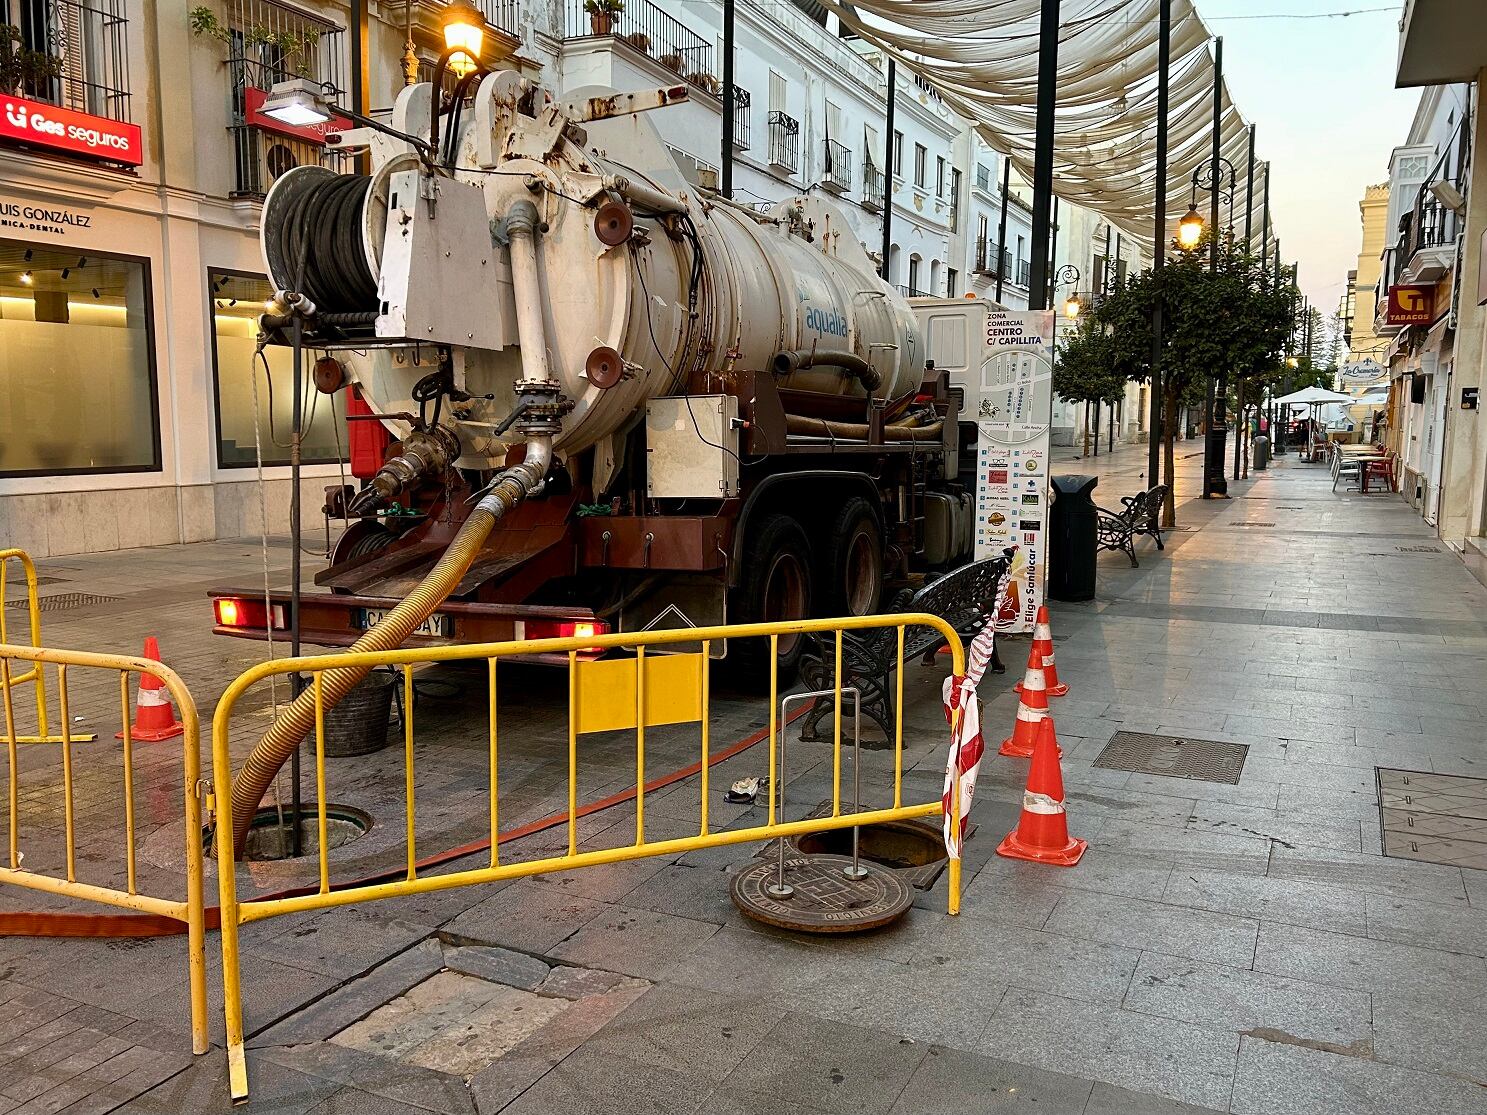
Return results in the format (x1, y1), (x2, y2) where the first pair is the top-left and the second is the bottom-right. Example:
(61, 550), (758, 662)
(820, 496), (884, 618)
(731, 512), (813, 681)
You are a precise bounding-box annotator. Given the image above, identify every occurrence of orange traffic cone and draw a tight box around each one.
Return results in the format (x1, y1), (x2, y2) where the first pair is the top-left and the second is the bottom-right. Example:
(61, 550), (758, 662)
(997, 718), (1086, 866)
(999, 651), (1056, 758)
(116, 637), (184, 743)
(1015, 606), (1068, 698)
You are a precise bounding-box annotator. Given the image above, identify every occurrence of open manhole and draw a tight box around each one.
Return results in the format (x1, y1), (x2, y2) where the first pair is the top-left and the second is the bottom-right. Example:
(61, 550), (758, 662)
(1094, 731), (1249, 784)
(758, 806), (961, 889)
(205, 804), (372, 861)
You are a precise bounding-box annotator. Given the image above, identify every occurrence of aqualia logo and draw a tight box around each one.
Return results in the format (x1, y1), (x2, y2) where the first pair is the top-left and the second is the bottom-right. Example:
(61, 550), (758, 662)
(803, 304), (848, 338)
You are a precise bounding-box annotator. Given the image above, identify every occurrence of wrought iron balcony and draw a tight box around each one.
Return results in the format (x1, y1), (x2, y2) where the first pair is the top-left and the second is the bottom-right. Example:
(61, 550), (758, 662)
(564, 0), (715, 93)
(4, 0), (131, 122)
(973, 237), (1001, 277)
(768, 110), (799, 173)
(863, 163), (885, 212)
(731, 87), (750, 150)
(822, 138), (852, 193)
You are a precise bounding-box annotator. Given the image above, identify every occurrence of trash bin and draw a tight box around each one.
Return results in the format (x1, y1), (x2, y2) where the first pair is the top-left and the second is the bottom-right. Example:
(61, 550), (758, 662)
(1253, 434), (1270, 471)
(302, 670), (396, 757)
(1049, 474), (1099, 602)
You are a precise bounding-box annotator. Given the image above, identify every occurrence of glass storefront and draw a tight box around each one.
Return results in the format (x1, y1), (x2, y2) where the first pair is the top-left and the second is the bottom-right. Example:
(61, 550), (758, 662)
(0, 237), (160, 476)
(209, 270), (346, 467)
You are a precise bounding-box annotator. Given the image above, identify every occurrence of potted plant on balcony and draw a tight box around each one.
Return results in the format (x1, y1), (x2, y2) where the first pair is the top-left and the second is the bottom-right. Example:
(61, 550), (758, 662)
(0, 24), (61, 96)
(623, 31), (651, 54)
(658, 51), (685, 75)
(694, 72), (720, 95)
(584, 0), (624, 36)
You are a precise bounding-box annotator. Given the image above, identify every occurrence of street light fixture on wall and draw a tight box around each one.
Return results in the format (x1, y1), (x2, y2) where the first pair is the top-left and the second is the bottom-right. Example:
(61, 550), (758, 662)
(1054, 263), (1081, 318)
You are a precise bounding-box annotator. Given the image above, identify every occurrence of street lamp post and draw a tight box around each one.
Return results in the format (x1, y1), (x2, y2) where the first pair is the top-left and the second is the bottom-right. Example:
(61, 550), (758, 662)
(1148, 0), (1170, 497)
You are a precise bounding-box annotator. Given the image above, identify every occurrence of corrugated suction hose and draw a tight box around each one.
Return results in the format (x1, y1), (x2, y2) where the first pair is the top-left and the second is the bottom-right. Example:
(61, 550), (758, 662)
(226, 198), (559, 857)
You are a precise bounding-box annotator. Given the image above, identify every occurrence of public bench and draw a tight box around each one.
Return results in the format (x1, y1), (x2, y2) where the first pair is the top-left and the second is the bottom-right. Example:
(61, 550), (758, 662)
(1096, 484), (1168, 567)
(797, 553), (1011, 744)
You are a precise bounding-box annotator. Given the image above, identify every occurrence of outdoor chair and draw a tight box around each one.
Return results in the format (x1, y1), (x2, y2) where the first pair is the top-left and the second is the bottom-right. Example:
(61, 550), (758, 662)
(1331, 443), (1362, 492)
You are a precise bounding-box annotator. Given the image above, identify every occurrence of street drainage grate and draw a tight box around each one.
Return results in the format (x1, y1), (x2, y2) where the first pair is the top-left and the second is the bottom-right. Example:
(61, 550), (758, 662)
(1094, 731), (1249, 784)
(1377, 768), (1487, 870)
(1396, 545), (1440, 553)
(1227, 522), (1276, 528)
(6, 592), (119, 612)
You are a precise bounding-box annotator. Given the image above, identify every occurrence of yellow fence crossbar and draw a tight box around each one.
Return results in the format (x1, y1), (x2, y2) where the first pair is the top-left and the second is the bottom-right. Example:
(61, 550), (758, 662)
(211, 613), (966, 1102)
(0, 639), (209, 1057)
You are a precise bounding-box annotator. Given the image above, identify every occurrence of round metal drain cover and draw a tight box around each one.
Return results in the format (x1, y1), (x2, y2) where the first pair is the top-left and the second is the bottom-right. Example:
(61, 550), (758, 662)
(730, 853), (915, 934)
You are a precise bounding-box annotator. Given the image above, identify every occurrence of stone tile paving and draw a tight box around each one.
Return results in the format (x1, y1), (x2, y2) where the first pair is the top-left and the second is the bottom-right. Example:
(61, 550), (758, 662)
(1, 444), (1486, 1111)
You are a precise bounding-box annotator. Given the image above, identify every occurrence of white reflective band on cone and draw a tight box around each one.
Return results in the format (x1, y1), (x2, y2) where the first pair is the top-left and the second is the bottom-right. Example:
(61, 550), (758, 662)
(1035, 624), (1053, 640)
(1015, 705), (1047, 723)
(136, 687), (170, 707)
(1023, 790), (1065, 815)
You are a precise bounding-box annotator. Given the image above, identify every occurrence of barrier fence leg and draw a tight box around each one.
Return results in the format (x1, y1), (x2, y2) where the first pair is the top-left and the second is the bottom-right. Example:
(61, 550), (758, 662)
(182, 701), (209, 1055)
(211, 727), (249, 1100)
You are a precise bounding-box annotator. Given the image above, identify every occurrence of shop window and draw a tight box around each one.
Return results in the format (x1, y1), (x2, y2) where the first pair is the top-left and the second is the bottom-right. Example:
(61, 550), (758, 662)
(0, 237), (159, 476)
(209, 269), (346, 467)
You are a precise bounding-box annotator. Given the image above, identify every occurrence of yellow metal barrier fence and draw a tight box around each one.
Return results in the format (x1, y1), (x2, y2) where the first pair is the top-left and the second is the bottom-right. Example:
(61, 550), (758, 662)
(212, 614), (965, 1101)
(0, 641), (209, 1055)
(0, 548), (94, 743)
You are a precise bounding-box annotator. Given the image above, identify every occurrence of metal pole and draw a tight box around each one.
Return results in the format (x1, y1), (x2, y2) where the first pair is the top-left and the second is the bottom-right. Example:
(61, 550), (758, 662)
(1148, 0), (1169, 492)
(880, 59), (896, 281)
(1244, 124), (1255, 253)
(351, 0), (370, 176)
(722, 0), (734, 198)
(1048, 198), (1060, 307)
(1027, 0), (1061, 312)
(995, 155), (1011, 302)
(1205, 36), (1228, 497)
(1260, 162), (1270, 276)
(289, 317), (305, 857)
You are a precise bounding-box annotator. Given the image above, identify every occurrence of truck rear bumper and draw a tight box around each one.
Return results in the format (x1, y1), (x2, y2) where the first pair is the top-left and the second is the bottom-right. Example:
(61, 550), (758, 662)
(208, 588), (605, 664)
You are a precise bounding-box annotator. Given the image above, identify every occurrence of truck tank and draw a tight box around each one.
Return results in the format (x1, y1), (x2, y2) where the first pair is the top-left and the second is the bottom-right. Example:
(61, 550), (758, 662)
(259, 76), (924, 471)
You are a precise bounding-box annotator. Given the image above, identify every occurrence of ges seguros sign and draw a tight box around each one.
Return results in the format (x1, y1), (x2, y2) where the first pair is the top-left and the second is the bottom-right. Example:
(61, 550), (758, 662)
(0, 92), (143, 166)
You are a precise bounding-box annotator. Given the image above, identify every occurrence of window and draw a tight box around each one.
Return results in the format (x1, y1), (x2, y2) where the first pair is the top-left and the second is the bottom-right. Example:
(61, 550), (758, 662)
(947, 267), (958, 297)
(936, 156), (946, 197)
(0, 237), (159, 476)
(769, 70), (787, 113)
(210, 269), (346, 468)
(1016, 235), (1026, 266)
(975, 163), (991, 192)
(913, 143), (926, 188)
(949, 168), (961, 232)
(892, 130), (903, 175)
(908, 256), (921, 296)
(825, 99), (843, 140)
(5, 0), (131, 121)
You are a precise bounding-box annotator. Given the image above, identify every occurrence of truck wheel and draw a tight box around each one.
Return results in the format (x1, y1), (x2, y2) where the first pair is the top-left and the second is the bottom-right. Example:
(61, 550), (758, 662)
(732, 513), (813, 680)
(821, 496), (884, 618)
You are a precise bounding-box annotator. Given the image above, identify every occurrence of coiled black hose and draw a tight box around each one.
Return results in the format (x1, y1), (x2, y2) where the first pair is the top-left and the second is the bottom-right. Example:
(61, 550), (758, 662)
(277, 173), (378, 313)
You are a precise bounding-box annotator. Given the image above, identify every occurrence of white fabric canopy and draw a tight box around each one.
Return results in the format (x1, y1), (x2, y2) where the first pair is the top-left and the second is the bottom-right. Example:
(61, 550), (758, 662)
(1275, 386), (1354, 405)
(820, 0), (1276, 251)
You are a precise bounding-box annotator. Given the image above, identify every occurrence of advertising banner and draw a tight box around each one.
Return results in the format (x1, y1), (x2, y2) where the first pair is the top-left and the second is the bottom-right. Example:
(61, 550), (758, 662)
(0, 92), (142, 165)
(967, 308), (1055, 633)
(244, 87), (353, 146)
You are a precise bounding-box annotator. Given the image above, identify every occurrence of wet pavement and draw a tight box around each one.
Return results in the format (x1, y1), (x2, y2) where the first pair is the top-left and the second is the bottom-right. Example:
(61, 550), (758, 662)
(3, 438), (1487, 1114)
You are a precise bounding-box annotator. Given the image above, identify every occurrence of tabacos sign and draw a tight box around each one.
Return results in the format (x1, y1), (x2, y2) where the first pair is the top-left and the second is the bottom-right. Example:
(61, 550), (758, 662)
(0, 92), (143, 165)
(1385, 284), (1433, 327)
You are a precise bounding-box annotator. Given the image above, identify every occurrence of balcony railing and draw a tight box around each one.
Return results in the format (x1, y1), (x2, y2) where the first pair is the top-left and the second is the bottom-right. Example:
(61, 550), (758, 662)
(1018, 259), (1031, 288)
(863, 163), (885, 211)
(225, 0), (348, 197)
(897, 284), (930, 298)
(823, 137), (852, 192)
(768, 110), (799, 173)
(731, 86), (750, 150)
(974, 237), (1001, 277)
(564, 0), (715, 92)
(3, 0), (131, 122)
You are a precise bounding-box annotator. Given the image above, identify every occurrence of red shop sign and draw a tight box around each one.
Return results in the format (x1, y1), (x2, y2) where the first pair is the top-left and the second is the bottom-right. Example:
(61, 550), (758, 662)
(244, 86), (353, 146)
(0, 92), (143, 165)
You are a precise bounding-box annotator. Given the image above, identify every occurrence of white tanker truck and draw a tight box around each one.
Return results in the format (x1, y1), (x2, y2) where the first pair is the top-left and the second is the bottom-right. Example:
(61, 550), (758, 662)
(211, 73), (975, 679)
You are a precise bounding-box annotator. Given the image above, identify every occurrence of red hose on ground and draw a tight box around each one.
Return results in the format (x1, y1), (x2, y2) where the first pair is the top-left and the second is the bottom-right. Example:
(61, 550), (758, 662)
(0, 708), (805, 938)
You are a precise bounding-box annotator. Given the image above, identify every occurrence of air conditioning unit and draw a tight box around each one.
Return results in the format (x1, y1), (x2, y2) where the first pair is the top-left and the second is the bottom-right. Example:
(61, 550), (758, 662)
(260, 141), (300, 193)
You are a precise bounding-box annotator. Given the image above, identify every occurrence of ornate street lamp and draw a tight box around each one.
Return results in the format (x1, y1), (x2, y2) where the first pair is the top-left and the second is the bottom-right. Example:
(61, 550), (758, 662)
(441, 0), (487, 77)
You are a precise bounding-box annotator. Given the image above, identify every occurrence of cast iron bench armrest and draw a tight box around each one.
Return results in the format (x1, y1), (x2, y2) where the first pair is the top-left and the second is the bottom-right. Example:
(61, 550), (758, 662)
(798, 554), (1010, 743)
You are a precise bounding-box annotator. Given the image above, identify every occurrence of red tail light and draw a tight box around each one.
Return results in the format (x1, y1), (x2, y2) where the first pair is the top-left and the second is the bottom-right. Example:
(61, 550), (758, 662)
(524, 618), (609, 651)
(214, 597), (286, 630)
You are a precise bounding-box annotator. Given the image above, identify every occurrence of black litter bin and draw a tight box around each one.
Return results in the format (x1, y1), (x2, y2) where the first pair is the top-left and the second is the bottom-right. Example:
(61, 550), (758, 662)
(1049, 474), (1098, 602)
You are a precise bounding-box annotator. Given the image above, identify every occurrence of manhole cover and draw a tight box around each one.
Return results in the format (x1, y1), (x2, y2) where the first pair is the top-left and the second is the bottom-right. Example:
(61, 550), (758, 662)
(1378, 768), (1487, 869)
(730, 853), (915, 933)
(6, 592), (119, 612)
(1094, 731), (1249, 784)
(1227, 522), (1275, 528)
(1396, 545), (1440, 553)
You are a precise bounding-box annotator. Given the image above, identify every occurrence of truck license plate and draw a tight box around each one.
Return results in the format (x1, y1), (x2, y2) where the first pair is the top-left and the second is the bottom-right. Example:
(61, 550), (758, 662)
(359, 609), (450, 638)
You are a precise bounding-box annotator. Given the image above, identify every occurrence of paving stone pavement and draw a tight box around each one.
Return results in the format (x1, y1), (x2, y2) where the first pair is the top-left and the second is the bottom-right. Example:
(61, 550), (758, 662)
(3, 440), (1487, 1112)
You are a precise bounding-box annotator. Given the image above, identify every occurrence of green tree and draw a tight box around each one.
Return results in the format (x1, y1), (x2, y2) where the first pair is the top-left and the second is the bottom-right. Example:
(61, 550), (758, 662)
(1054, 313), (1129, 458)
(1078, 231), (1301, 525)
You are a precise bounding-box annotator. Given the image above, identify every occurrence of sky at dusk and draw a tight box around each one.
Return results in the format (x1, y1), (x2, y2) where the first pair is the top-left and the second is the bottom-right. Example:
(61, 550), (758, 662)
(1196, 1), (1419, 327)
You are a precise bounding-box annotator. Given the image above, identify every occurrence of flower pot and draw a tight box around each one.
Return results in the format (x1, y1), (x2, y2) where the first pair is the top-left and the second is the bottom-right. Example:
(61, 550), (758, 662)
(589, 12), (613, 34)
